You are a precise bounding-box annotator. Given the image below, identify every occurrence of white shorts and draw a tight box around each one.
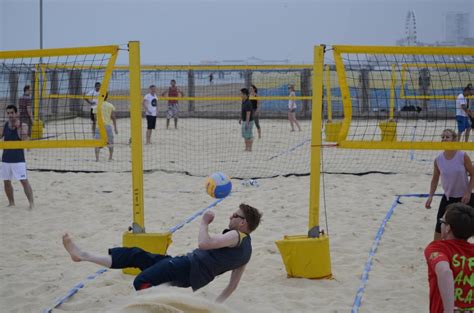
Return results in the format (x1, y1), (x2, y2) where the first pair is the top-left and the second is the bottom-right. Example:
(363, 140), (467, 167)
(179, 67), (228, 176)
(1, 162), (28, 181)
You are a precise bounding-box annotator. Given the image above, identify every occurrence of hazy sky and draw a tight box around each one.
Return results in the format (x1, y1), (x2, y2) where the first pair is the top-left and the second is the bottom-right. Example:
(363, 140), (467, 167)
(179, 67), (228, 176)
(1, 0), (473, 64)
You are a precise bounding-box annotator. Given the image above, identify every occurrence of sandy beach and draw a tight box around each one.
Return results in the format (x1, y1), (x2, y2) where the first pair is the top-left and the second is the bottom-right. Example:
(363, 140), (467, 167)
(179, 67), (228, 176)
(0, 168), (452, 313)
(0, 117), (470, 313)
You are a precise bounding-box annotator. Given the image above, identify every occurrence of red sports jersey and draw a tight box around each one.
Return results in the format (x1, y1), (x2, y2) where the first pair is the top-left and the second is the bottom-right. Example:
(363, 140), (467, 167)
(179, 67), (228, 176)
(424, 239), (474, 312)
(168, 86), (179, 104)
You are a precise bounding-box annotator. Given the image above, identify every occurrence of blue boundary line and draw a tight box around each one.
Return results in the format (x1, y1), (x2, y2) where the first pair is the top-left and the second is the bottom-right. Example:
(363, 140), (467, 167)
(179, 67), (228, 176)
(168, 197), (226, 234)
(266, 138), (310, 161)
(43, 197), (228, 312)
(350, 193), (442, 313)
(42, 268), (108, 313)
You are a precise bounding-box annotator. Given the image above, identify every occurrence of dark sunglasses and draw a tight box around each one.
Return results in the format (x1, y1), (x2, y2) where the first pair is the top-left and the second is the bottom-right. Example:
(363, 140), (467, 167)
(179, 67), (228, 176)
(232, 213), (246, 220)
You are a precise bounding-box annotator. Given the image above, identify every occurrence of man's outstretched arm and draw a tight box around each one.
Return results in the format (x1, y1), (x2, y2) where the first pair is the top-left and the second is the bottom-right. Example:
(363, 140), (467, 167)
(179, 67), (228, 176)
(216, 265), (246, 303)
(198, 211), (239, 250)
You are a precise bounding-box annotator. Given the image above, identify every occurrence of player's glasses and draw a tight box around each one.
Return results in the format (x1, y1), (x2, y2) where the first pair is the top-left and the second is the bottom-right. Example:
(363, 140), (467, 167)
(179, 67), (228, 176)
(232, 213), (246, 220)
(438, 217), (447, 225)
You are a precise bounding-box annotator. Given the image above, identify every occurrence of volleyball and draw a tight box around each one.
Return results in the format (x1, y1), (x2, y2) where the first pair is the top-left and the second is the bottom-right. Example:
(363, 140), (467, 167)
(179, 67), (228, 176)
(205, 172), (232, 198)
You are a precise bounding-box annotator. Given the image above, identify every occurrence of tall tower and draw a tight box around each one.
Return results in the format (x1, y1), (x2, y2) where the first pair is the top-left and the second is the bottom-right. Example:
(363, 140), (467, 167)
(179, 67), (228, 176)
(445, 12), (470, 44)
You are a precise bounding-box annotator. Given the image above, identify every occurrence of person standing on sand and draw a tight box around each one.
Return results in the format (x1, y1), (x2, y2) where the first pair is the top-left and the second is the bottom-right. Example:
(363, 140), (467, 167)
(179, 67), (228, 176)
(161, 79), (184, 129)
(425, 129), (474, 241)
(18, 85), (33, 137)
(287, 85), (301, 132)
(239, 88), (254, 152)
(455, 86), (471, 142)
(250, 84), (262, 139)
(93, 93), (118, 161)
(1, 105), (34, 209)
(143, 85), (158, 144)
(85, 82), (101, 134)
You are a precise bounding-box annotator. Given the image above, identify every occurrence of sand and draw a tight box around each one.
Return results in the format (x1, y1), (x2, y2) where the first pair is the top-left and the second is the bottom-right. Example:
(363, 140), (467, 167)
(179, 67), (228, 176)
(0, 118), (469, 313)
(0, 168), (448, 313)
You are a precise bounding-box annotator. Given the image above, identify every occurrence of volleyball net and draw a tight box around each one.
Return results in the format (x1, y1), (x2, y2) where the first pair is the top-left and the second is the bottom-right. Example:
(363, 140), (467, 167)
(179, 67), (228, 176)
(0, 45), (119, 151)
(2, 45), (472, 177)
(321, 45), (473, 175)
(4, 62), (314, 177)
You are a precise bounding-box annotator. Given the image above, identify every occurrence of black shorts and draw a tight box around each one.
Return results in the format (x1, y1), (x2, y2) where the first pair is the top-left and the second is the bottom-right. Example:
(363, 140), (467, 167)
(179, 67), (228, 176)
(435, 193), (474, 233)
(90, 108), (96, 122)
(146, 115), (157, 130)
(470, 116), (474, 129)
(109, 247), (191, 290)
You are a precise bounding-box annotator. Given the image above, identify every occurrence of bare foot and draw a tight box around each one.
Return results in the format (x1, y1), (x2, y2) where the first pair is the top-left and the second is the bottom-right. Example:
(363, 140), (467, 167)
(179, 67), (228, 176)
(7, 203), (15, 207)
(28, 202), (34, 210)
(62, 233), (84, 262)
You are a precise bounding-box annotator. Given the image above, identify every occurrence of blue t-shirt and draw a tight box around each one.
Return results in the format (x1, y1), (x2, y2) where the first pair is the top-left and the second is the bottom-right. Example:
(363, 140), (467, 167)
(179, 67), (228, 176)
(241, 99), (254, 122)
(2, 122), (25, 163)
(187, 229), (252, 291)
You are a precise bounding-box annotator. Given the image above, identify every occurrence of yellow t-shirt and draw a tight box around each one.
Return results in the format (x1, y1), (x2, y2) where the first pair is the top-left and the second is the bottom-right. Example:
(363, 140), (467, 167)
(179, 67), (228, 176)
(93, 101), (115, 126)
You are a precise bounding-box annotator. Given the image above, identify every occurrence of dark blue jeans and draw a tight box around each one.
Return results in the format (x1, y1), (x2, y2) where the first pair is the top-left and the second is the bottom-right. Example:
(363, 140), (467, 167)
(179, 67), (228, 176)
(109, 247), (191, 290)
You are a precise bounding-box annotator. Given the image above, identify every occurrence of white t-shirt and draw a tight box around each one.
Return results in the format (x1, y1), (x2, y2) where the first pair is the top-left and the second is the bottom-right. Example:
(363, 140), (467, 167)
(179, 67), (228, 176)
(456, 93), (468, 117)
(288, 91), (297, 110)
(86, 89), (100, 109)
(144, 93), (158, 116)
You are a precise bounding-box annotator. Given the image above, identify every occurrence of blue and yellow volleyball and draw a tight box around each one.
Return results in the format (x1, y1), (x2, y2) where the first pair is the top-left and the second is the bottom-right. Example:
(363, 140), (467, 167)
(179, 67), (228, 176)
(205, 172), (232, 198)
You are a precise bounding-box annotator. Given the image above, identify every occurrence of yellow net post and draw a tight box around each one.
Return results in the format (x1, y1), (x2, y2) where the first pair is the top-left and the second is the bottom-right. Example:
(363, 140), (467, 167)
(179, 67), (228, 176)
(378, 63), (398, 142)
(325, 64), (332, 122)
(128, 41), (145, 233)
(308, 45), (324, 236)
(389, 63), (397, 120)
(122, 41), (172, 275)
(31, 64), (44, 139)
(324, 63), (342, 142)
(275, 45), (332, 279)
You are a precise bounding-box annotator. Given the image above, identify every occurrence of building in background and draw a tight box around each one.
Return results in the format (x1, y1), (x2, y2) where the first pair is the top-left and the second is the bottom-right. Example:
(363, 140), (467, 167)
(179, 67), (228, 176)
(396, 10), (473, 47)
(444, 12), (471, 45)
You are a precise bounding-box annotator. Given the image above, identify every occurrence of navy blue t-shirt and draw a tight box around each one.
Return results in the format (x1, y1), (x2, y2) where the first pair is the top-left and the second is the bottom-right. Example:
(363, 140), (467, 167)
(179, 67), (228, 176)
(241, 99), (254, 121)
(187, 229), (252, 291)
(2, 122), (25, 163)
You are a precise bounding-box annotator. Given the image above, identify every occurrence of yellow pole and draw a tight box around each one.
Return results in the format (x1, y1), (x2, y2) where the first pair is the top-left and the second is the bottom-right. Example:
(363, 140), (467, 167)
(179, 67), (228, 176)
(34, 64), (40, 122)
(129, 41), (145, 233)
(41, 64), (47, 100)
(333, 48), (352, 142)
(389, 64), (396, 120)
(308, 45), (324, 237)
(96, 48), (119, 146)
(325, 64), (332, 122)
(400, 64), (406, 99)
